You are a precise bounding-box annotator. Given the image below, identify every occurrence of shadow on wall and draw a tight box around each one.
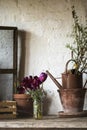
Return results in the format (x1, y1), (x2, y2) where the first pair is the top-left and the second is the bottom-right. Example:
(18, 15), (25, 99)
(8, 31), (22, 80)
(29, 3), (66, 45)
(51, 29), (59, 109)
(43, 95), (52, 115)
(18, 30), (31, 81)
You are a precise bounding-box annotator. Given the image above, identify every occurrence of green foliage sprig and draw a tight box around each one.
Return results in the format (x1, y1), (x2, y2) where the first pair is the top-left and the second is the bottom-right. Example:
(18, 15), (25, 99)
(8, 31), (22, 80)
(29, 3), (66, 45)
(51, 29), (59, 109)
(28, 87), (46, 101)
(66, 6), (87, 74)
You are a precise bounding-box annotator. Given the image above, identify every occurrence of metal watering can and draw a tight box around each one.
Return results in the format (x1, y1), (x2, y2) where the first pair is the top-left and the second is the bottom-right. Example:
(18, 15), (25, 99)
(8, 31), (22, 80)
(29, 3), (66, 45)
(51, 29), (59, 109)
(46, 59), (87, 90)
(46, 59), (87, 112)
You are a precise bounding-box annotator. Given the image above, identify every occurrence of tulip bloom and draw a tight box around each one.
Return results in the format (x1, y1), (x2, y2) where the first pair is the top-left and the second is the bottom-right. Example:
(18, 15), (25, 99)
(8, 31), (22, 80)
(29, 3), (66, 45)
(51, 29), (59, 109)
(17, 72), (47, 94)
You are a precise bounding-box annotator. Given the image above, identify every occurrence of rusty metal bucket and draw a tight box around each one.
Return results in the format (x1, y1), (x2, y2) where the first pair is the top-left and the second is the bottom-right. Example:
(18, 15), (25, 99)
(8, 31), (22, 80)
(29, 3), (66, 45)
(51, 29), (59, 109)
(62, 59), (83, 89)
(58, 88), (86, 113)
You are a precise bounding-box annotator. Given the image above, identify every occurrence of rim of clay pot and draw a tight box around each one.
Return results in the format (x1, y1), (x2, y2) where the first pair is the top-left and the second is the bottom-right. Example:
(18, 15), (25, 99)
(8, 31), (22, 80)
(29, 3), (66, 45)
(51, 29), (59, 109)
(13, 94), (31, 99)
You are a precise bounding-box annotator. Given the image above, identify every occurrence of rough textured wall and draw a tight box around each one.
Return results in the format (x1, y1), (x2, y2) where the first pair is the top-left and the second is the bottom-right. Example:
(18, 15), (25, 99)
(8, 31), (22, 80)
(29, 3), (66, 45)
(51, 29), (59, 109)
(0, 0), (87, 115)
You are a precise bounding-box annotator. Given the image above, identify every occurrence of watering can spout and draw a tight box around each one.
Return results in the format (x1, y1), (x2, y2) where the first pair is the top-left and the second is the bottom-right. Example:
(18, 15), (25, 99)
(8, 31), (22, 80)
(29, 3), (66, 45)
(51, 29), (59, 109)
(46, 70), (62, 90)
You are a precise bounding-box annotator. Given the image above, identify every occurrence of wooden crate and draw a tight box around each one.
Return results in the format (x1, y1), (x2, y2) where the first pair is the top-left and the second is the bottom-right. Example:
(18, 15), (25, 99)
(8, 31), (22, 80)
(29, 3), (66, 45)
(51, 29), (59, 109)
(0, 101), (17, 119)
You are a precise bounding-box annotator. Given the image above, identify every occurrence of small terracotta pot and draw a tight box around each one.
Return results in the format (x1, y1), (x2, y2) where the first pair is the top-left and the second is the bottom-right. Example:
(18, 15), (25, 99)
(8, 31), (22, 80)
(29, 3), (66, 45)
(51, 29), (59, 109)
(58, 88), (86, 113)
(13, 94), (33, 117)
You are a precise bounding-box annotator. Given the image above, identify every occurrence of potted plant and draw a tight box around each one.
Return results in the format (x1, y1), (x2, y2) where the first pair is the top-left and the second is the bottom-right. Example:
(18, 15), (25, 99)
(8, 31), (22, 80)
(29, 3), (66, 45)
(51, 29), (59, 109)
(59, 6), (87, 113)
(60, 5), (87, 90)
(66, 6), (87, 75)
(46, 6), (87, 114)
(14, 72), (47, 118)
(13, 79), (33, 117)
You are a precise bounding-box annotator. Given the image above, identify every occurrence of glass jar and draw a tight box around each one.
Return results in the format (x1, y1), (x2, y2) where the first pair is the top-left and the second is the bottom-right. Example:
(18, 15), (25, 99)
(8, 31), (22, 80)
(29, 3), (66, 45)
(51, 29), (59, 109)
(33, 98), (43, 119)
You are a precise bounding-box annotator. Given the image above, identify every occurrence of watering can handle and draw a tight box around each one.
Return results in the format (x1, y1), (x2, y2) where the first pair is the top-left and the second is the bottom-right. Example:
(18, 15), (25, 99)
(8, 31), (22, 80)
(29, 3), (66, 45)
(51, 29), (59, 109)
(65, 59), (77, 74)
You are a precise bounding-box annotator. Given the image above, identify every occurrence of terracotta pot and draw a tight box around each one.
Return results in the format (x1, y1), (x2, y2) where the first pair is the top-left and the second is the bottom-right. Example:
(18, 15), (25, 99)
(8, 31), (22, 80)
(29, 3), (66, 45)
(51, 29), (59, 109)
(13, 94), (33, 117)
(58, 88), (86, 113)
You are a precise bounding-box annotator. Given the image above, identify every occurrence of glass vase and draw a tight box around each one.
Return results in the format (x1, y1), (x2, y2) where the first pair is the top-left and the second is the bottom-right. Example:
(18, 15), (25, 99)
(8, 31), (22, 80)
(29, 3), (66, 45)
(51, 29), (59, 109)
(33, 98), (43, 119)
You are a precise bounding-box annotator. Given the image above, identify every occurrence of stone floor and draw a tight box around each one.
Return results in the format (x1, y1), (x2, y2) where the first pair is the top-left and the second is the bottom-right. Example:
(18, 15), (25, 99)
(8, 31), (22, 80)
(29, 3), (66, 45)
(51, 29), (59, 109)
(0, 116), (87, 129)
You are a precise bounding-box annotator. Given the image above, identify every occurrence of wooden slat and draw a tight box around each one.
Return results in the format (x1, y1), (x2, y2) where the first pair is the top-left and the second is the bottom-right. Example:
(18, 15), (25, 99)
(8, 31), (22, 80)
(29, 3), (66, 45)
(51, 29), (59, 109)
(13, 28), (18, 94)
(0, 26), (17, 30)
(0, 101), (16, 107)
(0, 69), (17, 74)
(0, 108), (16, 113)
(0, 101), (17, 119)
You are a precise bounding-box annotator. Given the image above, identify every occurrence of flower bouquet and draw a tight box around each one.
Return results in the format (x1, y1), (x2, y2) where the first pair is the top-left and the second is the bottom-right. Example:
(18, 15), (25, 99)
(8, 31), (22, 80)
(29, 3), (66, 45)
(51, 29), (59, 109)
(17, 72), (47, 119)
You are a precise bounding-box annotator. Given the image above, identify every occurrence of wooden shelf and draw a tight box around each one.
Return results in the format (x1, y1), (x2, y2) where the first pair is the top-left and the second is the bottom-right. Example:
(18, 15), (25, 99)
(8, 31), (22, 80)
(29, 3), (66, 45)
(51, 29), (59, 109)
(0, 116), (87, 129)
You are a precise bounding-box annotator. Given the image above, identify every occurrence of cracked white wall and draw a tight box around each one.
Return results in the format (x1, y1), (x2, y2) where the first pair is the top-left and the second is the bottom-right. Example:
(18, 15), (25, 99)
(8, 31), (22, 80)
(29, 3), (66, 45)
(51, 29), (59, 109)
(0, 0), (87, 115)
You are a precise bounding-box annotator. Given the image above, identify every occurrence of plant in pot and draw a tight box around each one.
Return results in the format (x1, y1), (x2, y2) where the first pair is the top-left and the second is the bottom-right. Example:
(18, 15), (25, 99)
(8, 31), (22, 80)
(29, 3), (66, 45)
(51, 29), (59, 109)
(46, 6), (87, 114)
(66, 6), (87, 77)
(14, 72), (47, 118)
(60, 6), (87, 113)
(13, 78), (33, 117)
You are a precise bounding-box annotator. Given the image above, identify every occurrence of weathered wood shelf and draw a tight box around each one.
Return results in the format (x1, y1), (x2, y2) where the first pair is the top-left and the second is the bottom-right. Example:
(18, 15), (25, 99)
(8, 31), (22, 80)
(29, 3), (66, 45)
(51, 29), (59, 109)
(0, 116), (87, 129)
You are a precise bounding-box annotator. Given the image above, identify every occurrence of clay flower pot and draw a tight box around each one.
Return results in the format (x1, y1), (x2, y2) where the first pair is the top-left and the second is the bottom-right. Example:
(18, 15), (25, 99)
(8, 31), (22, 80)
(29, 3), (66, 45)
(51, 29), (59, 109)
(58, 88), (86, 113)
(13, 94), (33, 117)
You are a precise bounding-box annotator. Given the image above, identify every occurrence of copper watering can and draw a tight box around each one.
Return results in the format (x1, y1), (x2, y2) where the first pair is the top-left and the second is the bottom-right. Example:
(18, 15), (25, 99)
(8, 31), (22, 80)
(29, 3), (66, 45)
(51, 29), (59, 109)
(46, 59), (87, 113)
(46, 59), (87, 89)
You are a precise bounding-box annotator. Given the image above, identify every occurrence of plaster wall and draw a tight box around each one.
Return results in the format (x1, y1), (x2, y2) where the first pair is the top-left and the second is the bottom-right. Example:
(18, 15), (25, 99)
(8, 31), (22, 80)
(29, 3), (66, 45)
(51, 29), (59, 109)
(0, 0), (87, 115)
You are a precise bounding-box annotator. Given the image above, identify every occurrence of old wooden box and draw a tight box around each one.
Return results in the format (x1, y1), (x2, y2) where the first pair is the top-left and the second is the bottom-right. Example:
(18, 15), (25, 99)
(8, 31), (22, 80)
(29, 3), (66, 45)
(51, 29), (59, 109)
(0, 101), (17, 119)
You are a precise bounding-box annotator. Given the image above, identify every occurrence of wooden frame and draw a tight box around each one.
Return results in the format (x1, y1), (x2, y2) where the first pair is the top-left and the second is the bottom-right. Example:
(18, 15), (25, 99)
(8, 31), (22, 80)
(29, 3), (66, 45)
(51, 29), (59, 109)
(0, 26), (18, 100)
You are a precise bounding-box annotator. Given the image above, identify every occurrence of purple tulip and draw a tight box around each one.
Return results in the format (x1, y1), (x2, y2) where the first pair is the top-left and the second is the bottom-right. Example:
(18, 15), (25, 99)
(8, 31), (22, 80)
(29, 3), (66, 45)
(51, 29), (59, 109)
(39, 72), (47, 83)
(17, 72), (47, 94)
(32, 76), (41, 90)
(17, 86), (25, 94)
(22, 76), (33, 86)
